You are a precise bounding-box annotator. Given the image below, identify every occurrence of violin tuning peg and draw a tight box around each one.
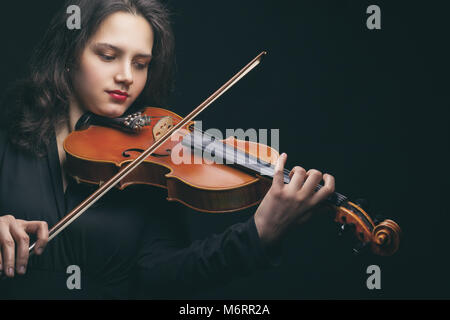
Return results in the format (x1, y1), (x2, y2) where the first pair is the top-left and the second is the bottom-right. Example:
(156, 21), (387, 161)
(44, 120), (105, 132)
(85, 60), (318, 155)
(337, 224), (345, 236)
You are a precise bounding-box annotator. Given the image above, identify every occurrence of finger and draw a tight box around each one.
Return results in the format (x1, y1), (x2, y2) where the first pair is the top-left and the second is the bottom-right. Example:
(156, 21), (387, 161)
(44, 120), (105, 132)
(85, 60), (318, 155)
(309, 173), (335, 207)
(23, 221), (49, 255)
(10, 222), (29, 275)
(287, 166), (307, 191)
(272, 153), (287, 189)
(0, 222), (15, 277)
(299, 169), (323, 199)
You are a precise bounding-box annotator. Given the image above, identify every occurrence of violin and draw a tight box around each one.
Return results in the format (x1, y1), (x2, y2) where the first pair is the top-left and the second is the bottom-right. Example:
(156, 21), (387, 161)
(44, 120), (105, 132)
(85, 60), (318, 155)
(27, 52), (401, 257)
(65, 106), (401, 256)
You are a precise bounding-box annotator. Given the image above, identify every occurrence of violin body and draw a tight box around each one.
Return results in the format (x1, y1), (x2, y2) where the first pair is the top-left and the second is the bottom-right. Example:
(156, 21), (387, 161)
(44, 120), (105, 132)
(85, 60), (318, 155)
(64, 107), (276, 213)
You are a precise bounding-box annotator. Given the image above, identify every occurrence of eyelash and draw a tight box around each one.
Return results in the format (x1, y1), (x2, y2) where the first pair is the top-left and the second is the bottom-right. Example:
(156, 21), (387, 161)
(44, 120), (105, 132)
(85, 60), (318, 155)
(99, 54), (148, 70)
(134, 62), (148, 70)
(100, 53), (115, 61)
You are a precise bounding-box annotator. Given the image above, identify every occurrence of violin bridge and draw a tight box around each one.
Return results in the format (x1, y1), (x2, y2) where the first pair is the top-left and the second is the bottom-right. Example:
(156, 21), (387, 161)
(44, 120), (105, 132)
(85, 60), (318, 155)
(153, 116), (173, 141)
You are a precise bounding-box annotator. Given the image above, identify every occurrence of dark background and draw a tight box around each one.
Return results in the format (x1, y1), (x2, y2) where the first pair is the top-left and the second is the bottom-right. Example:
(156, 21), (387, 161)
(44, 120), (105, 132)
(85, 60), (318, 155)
(1, 1), (449, 299)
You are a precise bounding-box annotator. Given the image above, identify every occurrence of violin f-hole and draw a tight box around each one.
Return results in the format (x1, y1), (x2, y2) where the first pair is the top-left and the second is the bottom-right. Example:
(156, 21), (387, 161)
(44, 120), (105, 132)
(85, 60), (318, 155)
(122, 148), (170, 158)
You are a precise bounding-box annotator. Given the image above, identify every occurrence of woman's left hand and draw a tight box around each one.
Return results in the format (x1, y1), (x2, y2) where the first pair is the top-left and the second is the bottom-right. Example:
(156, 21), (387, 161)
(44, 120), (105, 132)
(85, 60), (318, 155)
(254, 153), (335, 246)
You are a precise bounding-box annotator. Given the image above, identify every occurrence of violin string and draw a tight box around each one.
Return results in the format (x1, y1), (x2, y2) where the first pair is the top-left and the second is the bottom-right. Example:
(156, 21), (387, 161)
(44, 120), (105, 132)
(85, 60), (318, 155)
(186, 124), (290, 174)
(173, 123), (347, 204)
(155, 117), (287, 171)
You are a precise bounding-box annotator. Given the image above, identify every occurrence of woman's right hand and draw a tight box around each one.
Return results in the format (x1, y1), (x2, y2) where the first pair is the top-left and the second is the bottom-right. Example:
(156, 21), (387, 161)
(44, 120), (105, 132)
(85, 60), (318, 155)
(0, 215), (49, 278)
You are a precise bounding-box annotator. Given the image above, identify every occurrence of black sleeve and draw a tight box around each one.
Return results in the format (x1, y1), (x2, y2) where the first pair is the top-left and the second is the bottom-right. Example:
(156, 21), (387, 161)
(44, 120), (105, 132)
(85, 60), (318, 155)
(133, 202), (282, 299)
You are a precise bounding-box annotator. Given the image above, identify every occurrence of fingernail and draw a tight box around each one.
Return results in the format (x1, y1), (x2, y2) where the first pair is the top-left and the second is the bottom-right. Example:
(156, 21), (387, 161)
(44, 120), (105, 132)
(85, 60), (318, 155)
(19, 266), (26, 274)
(36, 247), (43, 255)
(8, 267), (14, 277)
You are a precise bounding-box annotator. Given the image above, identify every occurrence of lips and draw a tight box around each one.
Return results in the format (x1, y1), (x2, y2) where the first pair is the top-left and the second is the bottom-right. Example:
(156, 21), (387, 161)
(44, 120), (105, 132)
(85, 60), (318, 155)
(106, 90), (129, 102)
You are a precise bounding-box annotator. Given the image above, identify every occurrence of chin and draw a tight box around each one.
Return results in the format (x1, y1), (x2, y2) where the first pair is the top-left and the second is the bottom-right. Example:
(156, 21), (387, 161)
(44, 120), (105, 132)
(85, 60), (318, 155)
(99, 104), (129, 118)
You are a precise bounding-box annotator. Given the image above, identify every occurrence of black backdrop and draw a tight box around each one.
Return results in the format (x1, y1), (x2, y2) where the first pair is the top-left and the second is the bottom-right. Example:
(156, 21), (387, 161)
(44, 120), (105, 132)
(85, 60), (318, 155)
(1, 1), (448, 299)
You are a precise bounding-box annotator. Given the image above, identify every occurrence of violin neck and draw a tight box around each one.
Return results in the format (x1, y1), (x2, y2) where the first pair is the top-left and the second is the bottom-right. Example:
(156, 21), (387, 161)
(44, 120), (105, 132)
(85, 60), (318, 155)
(181, 131), (348, 207)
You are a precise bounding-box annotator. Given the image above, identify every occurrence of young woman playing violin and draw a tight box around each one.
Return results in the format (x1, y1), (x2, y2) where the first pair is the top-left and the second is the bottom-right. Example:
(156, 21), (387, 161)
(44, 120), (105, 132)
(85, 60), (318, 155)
(0, 0), (334, 299)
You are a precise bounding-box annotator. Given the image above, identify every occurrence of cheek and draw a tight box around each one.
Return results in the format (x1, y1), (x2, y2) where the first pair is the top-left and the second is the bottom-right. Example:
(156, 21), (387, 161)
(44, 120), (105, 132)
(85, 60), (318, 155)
(132, 72), (148, 97)
(77, 59), (108, 92)
(71, 57), (112, 113)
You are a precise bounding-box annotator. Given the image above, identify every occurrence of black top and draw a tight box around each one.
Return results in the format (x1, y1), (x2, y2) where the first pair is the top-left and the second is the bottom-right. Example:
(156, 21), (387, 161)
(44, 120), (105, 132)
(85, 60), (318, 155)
(0, 126), (281, 299)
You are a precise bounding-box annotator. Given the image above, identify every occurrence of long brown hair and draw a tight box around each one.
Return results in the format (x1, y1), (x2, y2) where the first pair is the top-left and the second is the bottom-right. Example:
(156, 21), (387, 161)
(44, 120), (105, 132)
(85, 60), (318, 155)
(0, 0), (175, 157)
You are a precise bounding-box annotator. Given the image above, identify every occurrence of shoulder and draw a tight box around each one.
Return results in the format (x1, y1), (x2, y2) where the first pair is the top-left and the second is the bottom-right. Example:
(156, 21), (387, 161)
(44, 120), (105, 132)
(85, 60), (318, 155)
(0, 79), (28, 134)
(0, 79), (52, 157)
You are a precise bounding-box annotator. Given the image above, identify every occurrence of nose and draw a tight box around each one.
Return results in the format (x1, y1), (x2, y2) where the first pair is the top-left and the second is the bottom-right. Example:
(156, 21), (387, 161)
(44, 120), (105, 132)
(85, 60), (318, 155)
(114, 61), (134, 87)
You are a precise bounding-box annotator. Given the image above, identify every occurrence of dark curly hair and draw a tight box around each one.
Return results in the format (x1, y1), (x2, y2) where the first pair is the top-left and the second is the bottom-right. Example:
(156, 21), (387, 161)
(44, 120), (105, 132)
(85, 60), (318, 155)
(0, 0), (175, 157)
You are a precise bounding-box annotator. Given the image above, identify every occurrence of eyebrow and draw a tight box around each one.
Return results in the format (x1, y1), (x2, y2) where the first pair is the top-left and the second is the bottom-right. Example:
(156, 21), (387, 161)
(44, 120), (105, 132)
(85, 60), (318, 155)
(93, 42), (152, 59)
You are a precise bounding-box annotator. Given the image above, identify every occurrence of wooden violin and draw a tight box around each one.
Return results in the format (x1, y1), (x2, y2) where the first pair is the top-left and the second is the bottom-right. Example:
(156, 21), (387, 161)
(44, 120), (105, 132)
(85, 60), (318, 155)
(27, 51), (401, 257)
(64, 106), (401, 256)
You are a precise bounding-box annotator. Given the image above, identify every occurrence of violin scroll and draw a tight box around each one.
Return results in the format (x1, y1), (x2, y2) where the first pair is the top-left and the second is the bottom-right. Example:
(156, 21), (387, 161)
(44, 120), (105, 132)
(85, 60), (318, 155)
(334, 201), (401, 256)
(371, 219), (401, 256)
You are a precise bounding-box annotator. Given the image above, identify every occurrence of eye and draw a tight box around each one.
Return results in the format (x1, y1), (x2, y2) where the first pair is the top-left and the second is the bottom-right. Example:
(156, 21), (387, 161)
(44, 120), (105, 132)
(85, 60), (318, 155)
(133, 62), (149, 70)
(99, 53), (115, 61)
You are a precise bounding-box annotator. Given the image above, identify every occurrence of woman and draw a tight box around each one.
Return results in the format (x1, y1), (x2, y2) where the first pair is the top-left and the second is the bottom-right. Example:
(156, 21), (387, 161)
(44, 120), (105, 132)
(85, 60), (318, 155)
(0, 0), (334, 299)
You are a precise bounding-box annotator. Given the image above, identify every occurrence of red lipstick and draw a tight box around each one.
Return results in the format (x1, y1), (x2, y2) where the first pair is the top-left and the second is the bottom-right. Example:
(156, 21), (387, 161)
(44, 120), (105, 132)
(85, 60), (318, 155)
(107, 90), (129, 102)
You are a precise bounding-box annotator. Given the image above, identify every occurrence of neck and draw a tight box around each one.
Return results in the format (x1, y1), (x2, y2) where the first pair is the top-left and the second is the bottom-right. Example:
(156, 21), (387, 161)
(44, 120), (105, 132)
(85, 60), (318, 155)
(68, 96), (86, 133)
(55, 97), (85, 143)
(55, 97), (86, 192)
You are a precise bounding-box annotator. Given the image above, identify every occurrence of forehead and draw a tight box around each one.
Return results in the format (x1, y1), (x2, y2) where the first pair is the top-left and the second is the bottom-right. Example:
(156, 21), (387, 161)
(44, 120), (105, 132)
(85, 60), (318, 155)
(88, 12), (154, 53)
